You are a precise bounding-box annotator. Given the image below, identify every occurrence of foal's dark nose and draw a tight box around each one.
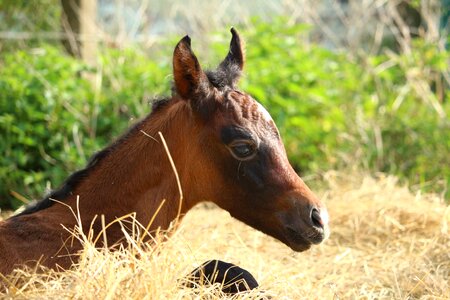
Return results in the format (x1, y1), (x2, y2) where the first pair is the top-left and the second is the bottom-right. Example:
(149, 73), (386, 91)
(310, 207), (324, 230)
(304, 207), (328, 245)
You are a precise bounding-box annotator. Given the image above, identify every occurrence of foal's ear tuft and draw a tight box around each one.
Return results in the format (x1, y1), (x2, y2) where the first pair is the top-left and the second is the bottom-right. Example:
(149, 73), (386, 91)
(217, 27), (245, 86)
(173, 35), (208, 99)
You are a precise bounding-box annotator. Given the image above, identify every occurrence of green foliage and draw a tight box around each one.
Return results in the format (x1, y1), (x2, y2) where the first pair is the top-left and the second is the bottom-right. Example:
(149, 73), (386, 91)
(0, 47), (93, 207)
(0, 46), (171, 208)
(239, 20), (449, 197)
(0, 19), (448, 209)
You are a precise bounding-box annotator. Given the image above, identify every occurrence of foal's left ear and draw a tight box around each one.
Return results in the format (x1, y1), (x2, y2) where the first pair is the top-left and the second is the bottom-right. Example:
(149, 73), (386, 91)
(217, 27), (245, 87)
(173, 35), (209, 99)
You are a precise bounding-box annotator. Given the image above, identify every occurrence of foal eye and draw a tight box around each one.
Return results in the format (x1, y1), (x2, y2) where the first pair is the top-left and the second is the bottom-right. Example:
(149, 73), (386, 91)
(229, 140), (256, 160)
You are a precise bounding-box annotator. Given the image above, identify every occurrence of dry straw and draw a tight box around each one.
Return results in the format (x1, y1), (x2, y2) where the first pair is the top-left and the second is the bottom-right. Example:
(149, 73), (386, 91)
(0, 171), (449, 299)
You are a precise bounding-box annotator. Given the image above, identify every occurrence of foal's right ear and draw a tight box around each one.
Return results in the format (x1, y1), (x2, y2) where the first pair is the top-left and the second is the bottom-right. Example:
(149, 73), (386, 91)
(173, 36), (209, 99)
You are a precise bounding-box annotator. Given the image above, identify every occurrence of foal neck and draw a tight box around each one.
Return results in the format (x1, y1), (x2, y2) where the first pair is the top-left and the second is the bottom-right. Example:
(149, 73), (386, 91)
(48, 99), (198, 234)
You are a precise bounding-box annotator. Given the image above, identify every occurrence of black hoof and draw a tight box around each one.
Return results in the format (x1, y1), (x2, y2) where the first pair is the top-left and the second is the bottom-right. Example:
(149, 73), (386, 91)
(185, 259), (259, 294)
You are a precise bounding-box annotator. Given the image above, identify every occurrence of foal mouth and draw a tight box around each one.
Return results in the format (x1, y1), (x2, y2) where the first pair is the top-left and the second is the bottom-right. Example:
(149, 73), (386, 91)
(286, 226), (326, 244)
(282, 223), (328, 252)
(282, 227), (313, 252)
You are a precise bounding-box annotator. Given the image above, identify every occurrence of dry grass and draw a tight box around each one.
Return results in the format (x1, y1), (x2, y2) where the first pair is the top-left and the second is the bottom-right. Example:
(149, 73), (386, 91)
(0, 172), (449, 299)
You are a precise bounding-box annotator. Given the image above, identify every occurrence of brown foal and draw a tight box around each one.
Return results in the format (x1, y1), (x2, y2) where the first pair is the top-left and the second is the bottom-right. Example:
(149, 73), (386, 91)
(0, 29), (329, 276)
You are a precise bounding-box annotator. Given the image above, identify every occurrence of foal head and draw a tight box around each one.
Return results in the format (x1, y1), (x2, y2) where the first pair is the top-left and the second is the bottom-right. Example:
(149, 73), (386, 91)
(171, 29), (329, 251)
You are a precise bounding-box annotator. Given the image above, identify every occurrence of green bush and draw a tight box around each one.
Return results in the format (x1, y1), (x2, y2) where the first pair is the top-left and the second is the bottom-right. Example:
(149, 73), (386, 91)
(238, 20), (449, 197)
(0, 47), (93, 208)
(0, 46), (171, 208)
(0, 19), (448, 209)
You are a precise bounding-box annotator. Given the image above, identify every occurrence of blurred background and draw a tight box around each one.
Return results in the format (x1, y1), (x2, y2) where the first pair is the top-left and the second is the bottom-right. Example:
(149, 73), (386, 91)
(0, 0), (448, 209)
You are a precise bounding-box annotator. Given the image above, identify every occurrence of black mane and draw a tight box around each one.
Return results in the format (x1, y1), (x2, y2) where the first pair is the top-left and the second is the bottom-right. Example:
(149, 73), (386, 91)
(13, 148), (112, 217)
(205, 64), (242, 89)
(14, 98), (169, 218)
(151, 97), (171, 112)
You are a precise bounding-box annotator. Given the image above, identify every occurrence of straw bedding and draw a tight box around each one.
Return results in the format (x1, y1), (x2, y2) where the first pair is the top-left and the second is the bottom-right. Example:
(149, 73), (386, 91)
(1, 172), (448, 299)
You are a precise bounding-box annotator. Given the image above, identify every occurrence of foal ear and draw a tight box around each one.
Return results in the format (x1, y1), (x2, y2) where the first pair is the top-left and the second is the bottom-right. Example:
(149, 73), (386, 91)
(173, 35), (209, 99)
(218, 27), (245, 86)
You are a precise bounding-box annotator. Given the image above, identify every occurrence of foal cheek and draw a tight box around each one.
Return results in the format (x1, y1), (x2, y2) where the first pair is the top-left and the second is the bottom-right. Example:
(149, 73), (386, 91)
(235, 148), (273, 191)
(240, 163), (265, 190)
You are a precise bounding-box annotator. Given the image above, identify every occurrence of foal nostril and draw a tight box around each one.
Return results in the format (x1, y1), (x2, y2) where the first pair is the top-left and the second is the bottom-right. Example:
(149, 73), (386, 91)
(310, 208), (323, 229)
